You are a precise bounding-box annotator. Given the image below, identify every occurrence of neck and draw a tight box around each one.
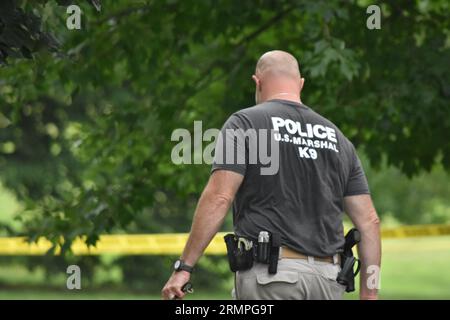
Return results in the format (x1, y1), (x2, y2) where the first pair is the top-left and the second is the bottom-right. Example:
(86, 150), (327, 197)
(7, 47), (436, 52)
(265, 92), (301, 104)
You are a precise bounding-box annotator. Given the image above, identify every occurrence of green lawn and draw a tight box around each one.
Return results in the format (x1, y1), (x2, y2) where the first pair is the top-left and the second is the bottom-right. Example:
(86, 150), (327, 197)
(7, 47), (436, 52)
(1, 184), (449, 300)
(371, 236), (450, 299)
(0, 235), (448, 300)
(0, 289), (230, 300)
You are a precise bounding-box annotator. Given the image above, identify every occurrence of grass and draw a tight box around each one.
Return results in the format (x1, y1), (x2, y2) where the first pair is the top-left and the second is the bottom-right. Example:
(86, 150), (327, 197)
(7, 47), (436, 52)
(0, 289), (230, 300)
(1, 184), (449, 299)
(372, 236), (450, 299)
(0, 235), (448, 300)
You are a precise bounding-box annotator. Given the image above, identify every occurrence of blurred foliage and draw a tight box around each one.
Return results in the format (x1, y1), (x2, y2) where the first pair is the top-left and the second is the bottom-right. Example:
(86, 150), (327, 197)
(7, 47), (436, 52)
(0, 0), (101, 64)
(362, 154), (450, 225)
(0, 0), (449, 290)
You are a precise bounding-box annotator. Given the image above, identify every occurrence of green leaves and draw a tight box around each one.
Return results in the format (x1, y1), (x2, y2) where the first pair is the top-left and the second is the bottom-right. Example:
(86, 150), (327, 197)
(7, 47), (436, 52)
(0, 112), (11, 128)
(304, 38), (360, 81)
(0, 0), (103, 64)
(0, 0), (449, 251)
(0, 0), (58, 64)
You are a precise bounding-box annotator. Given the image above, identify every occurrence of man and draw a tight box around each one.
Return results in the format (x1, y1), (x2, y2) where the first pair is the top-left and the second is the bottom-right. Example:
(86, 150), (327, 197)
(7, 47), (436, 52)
(162, 50), (381, 300)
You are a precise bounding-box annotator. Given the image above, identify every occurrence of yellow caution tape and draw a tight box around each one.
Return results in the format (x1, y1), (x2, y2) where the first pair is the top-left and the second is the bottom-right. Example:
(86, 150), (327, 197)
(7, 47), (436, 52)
(0, 224), (449, 256)
(381, 224), (450, 238)
(0, 233), (229, 256)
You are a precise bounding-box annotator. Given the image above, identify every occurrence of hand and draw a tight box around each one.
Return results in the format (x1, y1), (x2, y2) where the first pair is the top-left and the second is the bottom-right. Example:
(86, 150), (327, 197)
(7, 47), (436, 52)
(161, 271), (191, 300)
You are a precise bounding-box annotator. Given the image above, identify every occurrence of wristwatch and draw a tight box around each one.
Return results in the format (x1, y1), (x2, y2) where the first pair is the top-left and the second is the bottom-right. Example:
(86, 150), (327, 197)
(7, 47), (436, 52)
(173, 259), (194, 273)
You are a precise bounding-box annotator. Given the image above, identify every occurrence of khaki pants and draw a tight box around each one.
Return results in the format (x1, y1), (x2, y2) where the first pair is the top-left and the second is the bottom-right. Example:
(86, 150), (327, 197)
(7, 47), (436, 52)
(233, 258), (346, 300)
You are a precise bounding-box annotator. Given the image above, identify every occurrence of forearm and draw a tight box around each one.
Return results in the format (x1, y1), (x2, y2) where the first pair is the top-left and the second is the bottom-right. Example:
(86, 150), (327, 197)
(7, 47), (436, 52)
(180, 190), (232, 266)
(357, 219), (381, 299)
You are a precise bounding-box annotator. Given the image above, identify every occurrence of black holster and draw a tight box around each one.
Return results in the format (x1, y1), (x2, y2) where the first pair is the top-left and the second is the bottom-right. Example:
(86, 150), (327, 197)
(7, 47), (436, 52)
(224, 232), (280, 274)
(224, 234), (253, 272)
(268, 233), (280, 274)
(336, 228), (361, 292)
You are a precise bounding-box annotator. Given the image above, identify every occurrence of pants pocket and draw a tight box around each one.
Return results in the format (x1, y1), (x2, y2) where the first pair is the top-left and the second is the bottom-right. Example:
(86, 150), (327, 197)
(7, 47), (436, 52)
(256, 271), (299, 285)
(250, 271), (301, 300)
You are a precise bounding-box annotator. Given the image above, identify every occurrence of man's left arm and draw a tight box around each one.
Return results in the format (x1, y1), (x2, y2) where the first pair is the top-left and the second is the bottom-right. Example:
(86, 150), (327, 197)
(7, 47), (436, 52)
(161, 170), (243, 300)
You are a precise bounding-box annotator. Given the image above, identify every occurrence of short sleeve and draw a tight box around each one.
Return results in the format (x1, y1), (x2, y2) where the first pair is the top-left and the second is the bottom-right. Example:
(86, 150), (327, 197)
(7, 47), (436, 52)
(211, 113), (251, 176)
(344, 146), (370, 196)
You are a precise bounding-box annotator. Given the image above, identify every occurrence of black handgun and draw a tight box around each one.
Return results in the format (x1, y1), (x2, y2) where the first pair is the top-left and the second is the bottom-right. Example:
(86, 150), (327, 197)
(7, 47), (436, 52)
(336, 228), (361, 292)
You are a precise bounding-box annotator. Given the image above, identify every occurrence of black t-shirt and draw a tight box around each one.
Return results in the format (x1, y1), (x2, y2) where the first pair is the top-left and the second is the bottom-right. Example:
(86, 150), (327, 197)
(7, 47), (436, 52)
(212, 99), (370, 257)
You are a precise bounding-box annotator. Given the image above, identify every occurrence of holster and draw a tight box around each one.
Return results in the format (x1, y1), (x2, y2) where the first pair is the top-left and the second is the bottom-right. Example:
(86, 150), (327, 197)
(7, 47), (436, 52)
(224, 232), (281, 275)
(268, 232), (280, 274)
(336, 228), (361, 292)
(337, 255), (360, 292)
(224, 234), (253, 272)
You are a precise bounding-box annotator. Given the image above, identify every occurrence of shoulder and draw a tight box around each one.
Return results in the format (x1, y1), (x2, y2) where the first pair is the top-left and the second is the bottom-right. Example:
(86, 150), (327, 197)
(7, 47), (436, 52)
(223, 102), (272, 128)
(233, 101), (274, 117)
(302, 104), (355, 149)
(301, 104), (337, 128)
(230, 101), (285, 124)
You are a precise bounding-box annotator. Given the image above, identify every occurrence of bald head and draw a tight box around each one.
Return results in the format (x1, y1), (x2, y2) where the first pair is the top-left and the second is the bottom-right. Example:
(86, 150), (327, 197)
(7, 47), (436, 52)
(255, 50), (301, 80)
(252, 50), (304, 104)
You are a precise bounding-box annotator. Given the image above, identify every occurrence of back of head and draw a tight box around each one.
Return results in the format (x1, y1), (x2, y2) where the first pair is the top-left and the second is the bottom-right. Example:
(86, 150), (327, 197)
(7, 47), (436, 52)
(253, 50), (303, 104)
(255, 50), (301, 81)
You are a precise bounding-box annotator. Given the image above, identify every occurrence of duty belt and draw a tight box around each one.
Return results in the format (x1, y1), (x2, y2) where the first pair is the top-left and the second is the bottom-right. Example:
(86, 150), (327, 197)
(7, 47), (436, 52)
(280, 246), (341, 265)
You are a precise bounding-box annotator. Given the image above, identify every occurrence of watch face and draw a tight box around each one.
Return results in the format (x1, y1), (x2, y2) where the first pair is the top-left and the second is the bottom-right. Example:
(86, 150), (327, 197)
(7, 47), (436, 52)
(174, 260), (181, 270)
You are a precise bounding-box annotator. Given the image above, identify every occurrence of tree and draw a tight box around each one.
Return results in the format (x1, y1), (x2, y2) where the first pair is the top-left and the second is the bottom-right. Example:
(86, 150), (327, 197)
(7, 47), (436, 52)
(0, 0), (449, 251)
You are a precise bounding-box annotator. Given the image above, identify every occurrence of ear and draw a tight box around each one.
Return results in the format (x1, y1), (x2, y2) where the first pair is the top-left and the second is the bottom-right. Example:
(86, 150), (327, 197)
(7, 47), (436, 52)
(252, 75), (262, 91)
(299, 77), (305, 92)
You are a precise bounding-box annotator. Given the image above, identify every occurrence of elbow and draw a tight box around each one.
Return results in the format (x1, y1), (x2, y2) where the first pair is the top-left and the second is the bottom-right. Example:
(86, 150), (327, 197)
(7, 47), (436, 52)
(202, 188), (233, 209)
(369, 209), (381, 226)
(360, 209), (381, 233)
(213, 193), (233, 208)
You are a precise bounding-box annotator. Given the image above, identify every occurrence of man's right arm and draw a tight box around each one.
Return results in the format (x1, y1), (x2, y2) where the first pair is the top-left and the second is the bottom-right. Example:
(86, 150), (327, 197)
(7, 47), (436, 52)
(344, 194), (381, 300)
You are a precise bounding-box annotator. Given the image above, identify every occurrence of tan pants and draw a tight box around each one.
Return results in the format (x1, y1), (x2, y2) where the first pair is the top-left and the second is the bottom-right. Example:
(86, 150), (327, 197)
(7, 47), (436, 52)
(233, 258), (346, 300)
